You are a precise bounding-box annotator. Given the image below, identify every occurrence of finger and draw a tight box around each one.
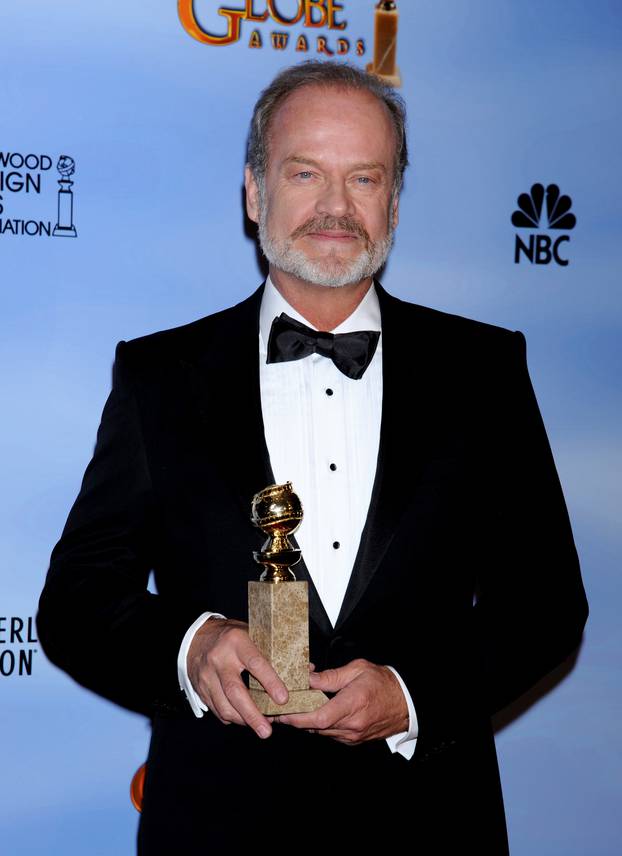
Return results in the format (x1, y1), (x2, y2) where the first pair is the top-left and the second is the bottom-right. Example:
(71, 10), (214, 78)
(239, 641), (289, 706)
(309, 662), (316, 672)
(277, 711), (321, 729)
(277, 693), (350, 730)
(206, 678), (246, 727)
(219, 670), (273, 738)
(309, 661), (363, 692)
(312, 727), (359, 745)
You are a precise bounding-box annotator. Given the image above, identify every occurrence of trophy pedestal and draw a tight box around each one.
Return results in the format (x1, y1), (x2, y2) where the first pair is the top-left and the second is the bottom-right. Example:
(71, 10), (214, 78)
(366, 62), (401, 88)
(53, 178), (77, 237)
(248, 580), (327, 715)
(52, 225), (77, 237)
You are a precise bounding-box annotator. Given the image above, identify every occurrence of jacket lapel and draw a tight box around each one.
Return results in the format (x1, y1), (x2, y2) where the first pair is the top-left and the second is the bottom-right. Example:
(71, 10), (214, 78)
(184, 285), (273, 509)
(335, 283), (433, 629)
(181, 283), (333, 637)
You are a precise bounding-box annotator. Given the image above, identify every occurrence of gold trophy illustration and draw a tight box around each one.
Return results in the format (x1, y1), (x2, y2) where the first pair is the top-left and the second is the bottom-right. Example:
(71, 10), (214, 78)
(52, 155), (78, 237)
(248, 482), (328, 714)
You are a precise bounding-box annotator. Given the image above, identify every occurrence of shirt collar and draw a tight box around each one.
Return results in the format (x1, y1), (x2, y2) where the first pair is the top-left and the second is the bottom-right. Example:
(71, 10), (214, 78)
(259, 275), (382, 350)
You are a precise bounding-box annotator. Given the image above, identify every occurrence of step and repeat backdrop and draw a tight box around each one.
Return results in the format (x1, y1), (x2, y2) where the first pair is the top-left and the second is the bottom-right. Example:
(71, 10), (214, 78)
(1, 2), (620, 853)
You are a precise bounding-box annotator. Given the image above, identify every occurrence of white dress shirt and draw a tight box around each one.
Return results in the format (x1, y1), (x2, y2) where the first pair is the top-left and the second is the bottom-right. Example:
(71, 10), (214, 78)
(178, 277), (418, 759)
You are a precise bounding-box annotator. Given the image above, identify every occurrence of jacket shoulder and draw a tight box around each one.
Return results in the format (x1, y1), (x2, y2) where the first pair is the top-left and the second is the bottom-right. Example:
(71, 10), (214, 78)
(382, 289), (524, 352)
(113, 286), (263, 371)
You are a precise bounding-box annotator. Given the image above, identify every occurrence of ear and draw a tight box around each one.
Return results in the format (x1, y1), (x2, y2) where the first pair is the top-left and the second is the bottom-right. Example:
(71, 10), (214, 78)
(245, 165), (260, 224)
(390, 191), (400, 230)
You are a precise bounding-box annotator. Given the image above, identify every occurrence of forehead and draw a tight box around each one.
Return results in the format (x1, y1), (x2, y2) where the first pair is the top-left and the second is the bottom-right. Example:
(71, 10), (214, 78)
(266, 84), (396, 172)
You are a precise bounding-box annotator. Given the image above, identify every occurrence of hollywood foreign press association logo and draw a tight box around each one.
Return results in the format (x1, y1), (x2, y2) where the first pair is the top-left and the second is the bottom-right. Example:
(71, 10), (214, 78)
(0, 150), (78, 238)
(512, 183), (576, 266)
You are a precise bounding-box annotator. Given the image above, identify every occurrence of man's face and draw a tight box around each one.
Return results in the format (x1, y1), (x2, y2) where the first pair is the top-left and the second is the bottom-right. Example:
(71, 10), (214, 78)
(245, 84), (399, 289)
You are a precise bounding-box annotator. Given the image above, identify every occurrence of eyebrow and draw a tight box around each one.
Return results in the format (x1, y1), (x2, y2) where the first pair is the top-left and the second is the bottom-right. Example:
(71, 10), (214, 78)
(283, 156), (388, 173)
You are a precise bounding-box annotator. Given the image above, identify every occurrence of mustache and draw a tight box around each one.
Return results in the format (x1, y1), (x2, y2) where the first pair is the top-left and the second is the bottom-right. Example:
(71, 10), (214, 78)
(290, 215), (371, 244)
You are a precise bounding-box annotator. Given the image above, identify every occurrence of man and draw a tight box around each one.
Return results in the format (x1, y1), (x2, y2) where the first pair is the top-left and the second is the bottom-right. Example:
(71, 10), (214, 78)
(38, 61), (588, 853)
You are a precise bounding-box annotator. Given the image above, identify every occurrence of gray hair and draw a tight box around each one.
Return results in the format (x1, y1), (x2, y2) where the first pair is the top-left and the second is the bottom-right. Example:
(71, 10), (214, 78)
(246, 60), (408, 198)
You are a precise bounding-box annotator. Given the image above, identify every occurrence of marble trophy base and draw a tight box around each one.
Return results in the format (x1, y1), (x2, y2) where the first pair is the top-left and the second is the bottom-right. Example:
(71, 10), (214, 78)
(248, 580), (327, 715)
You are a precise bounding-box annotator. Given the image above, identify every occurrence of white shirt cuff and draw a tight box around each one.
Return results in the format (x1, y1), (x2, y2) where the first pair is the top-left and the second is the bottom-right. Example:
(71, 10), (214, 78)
(384, 665), (419, 760)
(177, 611), (225, 718)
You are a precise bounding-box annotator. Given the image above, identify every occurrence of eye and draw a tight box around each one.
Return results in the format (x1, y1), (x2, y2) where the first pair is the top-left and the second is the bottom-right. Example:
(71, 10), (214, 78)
(295, 170), (314, 180)
(355, 176), (373, 185)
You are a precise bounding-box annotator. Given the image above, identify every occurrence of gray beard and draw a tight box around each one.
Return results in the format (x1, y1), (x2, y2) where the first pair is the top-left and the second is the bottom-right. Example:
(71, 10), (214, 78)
(257, 199), (395, 289)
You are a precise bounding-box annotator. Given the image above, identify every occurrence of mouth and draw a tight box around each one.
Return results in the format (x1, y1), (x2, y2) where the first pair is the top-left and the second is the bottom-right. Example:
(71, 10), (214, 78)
(304, 230), (359, 241)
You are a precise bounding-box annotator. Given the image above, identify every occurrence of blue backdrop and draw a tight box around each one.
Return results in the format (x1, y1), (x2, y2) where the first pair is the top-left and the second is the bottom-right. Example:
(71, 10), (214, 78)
(1, 2), (620, 852)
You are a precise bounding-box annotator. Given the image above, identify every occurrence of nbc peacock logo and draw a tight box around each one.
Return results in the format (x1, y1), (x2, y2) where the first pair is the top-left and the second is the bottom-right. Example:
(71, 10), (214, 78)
(511, 183), (576, 267)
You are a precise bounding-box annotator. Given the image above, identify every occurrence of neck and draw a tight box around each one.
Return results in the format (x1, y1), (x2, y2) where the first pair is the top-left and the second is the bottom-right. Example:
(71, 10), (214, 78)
(269, 267), (373, 331)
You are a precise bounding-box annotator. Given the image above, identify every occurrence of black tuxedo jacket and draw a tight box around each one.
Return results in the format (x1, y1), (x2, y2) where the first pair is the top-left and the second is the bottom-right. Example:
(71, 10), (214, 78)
(38, 283), (588, 853)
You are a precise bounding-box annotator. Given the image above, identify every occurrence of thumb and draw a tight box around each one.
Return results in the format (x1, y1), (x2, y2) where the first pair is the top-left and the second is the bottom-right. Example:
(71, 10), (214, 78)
(309, 663), (359, 692)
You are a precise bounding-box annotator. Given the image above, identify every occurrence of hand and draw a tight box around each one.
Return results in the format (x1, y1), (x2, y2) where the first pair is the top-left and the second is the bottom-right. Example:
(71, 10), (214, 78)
(272, 658), (409, 745)
(187, 618), (288, 739)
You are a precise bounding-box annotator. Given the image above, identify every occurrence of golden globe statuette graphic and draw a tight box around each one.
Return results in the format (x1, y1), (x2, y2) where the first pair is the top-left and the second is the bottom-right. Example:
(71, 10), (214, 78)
(367, 1), (401, 87)
(248, 483), (328, 715)
(53, 155), (77, 237)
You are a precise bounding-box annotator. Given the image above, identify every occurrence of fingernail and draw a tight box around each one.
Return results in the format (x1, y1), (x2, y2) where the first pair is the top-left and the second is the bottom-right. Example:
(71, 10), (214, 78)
(276, 690), (287, 704)
(258, 725), (271, 739)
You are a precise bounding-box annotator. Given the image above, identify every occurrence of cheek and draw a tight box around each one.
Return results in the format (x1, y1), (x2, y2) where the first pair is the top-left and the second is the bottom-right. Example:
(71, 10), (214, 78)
(268, 196), (303, 233)
(364, 209), (391, 239)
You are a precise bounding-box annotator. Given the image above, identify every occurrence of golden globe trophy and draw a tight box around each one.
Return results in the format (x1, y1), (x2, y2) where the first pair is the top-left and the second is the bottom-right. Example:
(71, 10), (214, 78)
(248, 482), (328, 714)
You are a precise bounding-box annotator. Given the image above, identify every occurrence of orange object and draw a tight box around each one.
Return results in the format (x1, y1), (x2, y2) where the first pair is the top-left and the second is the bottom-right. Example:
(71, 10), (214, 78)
(366, 1), (401, 87)
(130, 763), (147, 812)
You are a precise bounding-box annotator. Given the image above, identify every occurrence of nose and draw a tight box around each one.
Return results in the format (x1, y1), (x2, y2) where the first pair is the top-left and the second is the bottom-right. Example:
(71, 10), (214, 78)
(315, 178), (355, 218)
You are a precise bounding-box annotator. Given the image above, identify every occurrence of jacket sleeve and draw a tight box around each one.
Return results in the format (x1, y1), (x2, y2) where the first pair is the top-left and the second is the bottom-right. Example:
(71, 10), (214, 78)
(471, 330), (589, 716)
(390, 329), (589, 755)
(37, 341), (199, 715)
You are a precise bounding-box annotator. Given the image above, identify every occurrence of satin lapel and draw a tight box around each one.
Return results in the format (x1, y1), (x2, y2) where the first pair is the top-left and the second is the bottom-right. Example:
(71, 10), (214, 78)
(183, 285), (273, 512)
(290, 542), (333, 636)
(335, 284), (432, 630)
(182, 284), (333, 637)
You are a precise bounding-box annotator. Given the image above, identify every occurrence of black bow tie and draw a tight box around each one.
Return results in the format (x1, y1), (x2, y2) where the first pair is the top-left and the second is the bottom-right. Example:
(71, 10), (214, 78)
(266, 312), (380, 380)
